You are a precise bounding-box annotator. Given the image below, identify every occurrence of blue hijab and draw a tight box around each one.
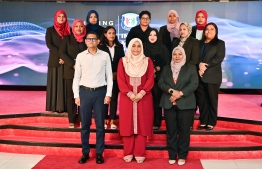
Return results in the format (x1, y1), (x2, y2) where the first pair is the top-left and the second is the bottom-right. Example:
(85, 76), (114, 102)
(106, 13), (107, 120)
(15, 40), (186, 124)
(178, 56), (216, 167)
(86, 10), (100, 31)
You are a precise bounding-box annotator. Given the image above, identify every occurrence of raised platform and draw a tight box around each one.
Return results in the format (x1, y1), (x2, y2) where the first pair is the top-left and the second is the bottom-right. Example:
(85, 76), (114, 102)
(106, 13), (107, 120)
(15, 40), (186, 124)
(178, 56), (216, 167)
(0, 113), (262, 159)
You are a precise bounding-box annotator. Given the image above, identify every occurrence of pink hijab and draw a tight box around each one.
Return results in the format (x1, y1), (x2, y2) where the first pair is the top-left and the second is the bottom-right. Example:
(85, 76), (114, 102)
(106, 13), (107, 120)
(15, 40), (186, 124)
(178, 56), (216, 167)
(166, 10), (181, 39)
(72, 19), (86, 42)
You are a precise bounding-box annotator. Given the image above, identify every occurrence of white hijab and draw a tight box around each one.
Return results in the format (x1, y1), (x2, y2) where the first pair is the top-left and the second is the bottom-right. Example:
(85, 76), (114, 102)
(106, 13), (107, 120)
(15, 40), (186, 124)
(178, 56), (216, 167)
(170, 46), (186, 80)
(122, 38), (148, 77)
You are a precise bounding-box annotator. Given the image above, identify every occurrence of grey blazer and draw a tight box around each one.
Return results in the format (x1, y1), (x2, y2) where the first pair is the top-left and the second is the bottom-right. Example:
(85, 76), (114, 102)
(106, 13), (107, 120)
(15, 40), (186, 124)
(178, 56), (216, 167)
(158, 64), (198, 110)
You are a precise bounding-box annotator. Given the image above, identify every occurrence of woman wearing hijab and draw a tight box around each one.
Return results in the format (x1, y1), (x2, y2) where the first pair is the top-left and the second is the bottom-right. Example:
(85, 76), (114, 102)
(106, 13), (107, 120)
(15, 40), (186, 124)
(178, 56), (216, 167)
(59, 19), (87, 128)
(190, 10), (208, 40)
(117, 38), (154, 163)
(159, 10), (180, 55)
(143, 28), (170, 130)
(158, 46), (198, 166)
(45, 10), (71, 114)
(172, 23), (200, 130)
(196, 22), (225, 131)
(98, 26), (125, 129)
(86, 10), (105, 39)
(172, 22), (200, 66)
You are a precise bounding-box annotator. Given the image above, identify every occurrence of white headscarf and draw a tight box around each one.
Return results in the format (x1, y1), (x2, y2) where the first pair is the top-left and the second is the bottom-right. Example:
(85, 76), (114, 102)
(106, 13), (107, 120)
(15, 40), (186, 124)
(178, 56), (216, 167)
(122, 38), (148, 77)
(166, 10), (181, 39)
(170, 46), (186, 80)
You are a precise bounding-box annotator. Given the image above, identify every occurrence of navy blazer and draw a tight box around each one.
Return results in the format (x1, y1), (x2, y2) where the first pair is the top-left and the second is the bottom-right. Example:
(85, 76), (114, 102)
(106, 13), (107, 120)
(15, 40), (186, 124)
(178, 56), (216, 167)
(200, 40), (226, 84)
(45, 26), (63, 67)
(172, 37), (200, 65)
(59, 34), (87, 79)
(98, 44), (125, 72)
(158, 64), (198, 110)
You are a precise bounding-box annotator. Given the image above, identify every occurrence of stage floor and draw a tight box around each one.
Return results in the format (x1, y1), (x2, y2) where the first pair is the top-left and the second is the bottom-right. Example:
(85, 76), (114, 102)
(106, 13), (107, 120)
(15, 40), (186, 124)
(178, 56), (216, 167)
(0, 91), (261, 121)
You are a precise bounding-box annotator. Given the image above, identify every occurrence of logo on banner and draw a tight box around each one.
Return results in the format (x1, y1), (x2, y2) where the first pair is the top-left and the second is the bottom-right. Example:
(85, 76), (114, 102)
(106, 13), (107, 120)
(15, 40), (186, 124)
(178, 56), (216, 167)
(121, 13), (139, 31)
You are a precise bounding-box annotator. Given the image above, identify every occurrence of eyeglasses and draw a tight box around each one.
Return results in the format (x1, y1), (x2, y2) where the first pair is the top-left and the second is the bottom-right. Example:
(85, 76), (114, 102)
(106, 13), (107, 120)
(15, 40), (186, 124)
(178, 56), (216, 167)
(141, 17), (150, 21)
(85, 38), (98, 42)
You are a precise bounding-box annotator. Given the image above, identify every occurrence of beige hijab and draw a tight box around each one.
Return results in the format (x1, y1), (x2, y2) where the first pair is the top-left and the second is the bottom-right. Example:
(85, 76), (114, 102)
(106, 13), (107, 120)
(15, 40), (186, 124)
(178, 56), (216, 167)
(122, 38), (148, 77)
(178, 22), (192, 47)
(170, 46), (186, 80)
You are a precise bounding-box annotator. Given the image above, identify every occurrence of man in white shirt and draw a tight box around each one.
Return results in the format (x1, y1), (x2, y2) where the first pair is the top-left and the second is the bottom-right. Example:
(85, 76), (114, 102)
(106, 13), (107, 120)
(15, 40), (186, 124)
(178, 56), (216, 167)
(73, 31), (113, 164)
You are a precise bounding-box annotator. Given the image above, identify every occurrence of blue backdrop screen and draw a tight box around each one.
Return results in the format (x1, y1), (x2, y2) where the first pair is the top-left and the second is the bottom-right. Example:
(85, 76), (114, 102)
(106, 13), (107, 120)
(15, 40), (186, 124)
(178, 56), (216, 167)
(0, 2), (261, 88)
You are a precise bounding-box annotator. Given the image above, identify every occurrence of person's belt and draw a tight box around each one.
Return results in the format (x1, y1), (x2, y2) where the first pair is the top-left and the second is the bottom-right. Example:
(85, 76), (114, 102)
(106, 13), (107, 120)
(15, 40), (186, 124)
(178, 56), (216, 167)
(80, 85), (106, 91)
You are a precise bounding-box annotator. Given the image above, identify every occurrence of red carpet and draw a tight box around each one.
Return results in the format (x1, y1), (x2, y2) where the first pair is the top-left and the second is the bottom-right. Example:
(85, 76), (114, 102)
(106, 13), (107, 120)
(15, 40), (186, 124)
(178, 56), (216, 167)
(32, 156), (203, 169)
(0, 91), (46, 114)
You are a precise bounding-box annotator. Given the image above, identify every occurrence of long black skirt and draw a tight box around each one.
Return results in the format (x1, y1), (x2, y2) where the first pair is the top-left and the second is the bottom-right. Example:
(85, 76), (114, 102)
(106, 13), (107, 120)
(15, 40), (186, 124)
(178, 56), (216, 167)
(46, 65), (66, 112)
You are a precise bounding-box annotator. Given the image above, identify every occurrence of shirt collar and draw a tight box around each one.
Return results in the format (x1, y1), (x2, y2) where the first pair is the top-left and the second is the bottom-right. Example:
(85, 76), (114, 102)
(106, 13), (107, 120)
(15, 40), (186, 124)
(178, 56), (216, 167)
(86, 48), (100, 55)
(106, 44), (116, 48)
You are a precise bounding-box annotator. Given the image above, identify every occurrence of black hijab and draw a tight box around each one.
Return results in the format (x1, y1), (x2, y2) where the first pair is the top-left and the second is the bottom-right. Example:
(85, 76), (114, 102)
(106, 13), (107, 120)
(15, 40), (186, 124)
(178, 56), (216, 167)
(144, 28), (170, 65)
(144, 28), (162, 59)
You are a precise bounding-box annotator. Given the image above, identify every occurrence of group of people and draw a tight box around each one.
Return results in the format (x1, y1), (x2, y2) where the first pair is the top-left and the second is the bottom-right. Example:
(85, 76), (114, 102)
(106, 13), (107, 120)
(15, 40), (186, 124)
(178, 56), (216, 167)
(45, 8), (225, 166)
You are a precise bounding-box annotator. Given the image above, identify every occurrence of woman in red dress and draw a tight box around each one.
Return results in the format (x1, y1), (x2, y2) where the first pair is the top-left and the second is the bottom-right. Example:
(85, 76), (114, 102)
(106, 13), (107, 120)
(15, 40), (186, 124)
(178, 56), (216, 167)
(117, 38), (154, 163)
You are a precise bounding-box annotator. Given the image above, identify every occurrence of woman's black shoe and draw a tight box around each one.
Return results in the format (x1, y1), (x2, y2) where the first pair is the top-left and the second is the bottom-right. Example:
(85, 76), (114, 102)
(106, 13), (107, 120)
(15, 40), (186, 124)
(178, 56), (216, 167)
(197, 125), (206, 130)
(206, 125), (214, 130)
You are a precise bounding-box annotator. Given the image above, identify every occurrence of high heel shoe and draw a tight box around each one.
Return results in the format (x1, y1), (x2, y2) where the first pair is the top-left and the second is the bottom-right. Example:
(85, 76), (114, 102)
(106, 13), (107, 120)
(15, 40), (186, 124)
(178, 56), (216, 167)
(135, 157), (145, 164)
(178, 159), (186, 166)
(168, 160), (176, 165)
(123, 155), (133, 163)
(206, 125), (214, 130)
(110, 124), (117, 129)
(197, 124), (206, 130)
(69, 123), (75, 128)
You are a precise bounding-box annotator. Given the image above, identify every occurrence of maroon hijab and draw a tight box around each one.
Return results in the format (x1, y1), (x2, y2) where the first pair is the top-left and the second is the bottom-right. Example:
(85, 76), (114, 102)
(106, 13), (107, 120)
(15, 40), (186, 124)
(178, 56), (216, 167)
(195, 10), (208, 30)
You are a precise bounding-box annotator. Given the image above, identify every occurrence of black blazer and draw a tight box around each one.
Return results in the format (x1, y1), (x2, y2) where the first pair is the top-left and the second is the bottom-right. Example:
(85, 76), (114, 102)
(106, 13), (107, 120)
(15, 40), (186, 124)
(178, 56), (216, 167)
(200, 40), (226, 84)
(125, 25), (152, 47)
(98, 44), (125, 73)
(190, 26), (197, 39)
(45, 26), (64, 67)
(59, 34), (87, 79)
(159, 25), (178, 54)
(172, 37), (200, 65)
(143, 43), (170, 80)
(158, 63), (198, 110)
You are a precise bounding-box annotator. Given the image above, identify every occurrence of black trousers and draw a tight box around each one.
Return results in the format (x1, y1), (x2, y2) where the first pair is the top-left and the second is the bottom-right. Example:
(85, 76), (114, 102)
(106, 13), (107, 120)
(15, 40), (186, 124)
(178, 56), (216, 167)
(105, 80), (119, 120)
(195, 79), (220, 126)
(80, 87), (106, 155)
(152, 81), (163, 127)
(65, 79), (77, 123)
(164, 106), (194, 160)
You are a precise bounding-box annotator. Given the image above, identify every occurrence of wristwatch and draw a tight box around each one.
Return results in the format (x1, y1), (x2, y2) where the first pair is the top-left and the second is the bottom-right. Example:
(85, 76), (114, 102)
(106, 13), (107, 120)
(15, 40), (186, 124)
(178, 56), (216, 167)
(169, 89), (174, 94)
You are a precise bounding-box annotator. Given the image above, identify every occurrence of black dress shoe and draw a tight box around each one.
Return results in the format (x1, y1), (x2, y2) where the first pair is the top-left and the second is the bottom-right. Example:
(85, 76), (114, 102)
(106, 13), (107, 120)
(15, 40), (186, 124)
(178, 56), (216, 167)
(96, 153), (104, 164)
(197, 125), (206, 130)
(78, 154), (89, 164)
